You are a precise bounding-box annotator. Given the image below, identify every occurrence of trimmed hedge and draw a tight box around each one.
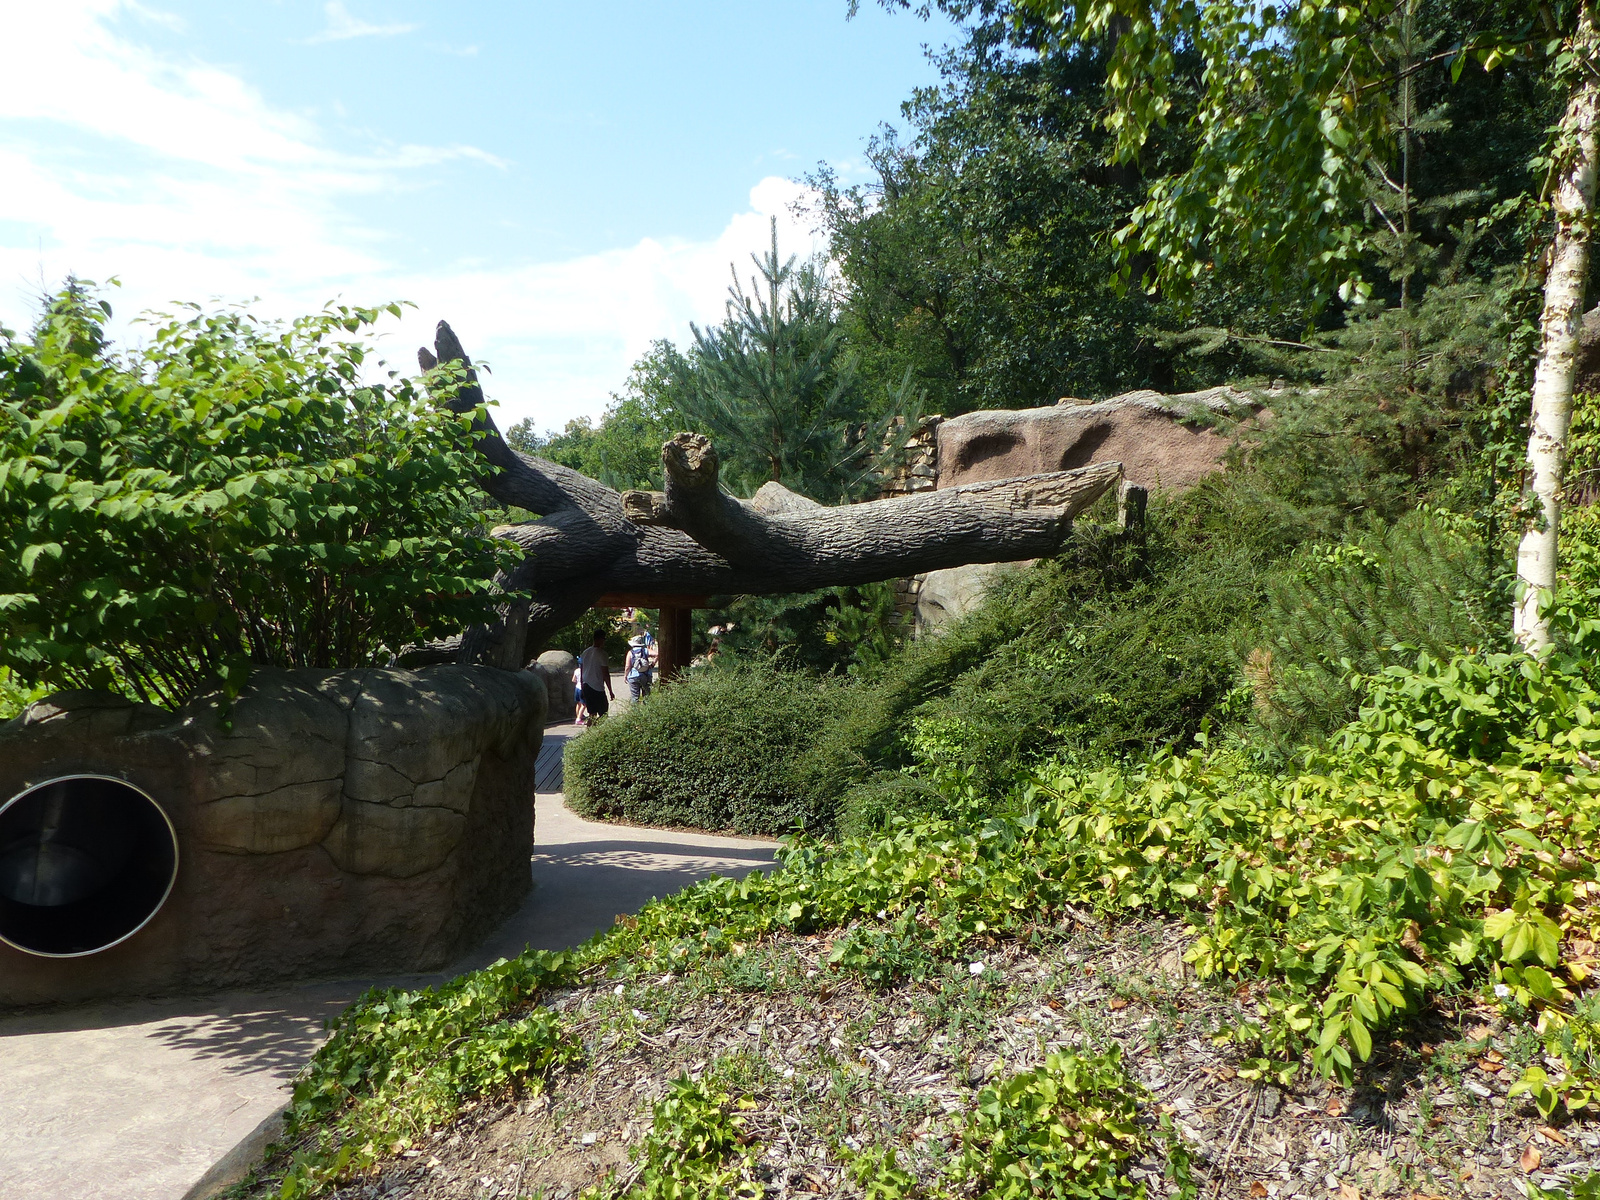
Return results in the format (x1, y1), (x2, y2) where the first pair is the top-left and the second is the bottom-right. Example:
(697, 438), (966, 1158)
(563, 665), (849, 835)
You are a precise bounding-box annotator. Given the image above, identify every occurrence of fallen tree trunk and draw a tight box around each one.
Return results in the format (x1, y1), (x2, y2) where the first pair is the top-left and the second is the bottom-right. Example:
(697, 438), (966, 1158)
(419, 322), (1121, 666)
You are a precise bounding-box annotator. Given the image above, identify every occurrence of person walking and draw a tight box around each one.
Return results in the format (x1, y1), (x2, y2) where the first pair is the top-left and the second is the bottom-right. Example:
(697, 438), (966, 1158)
(625, 631), (655, 702)
(572, 661), (587, 725)
(578, 628), (615, 721)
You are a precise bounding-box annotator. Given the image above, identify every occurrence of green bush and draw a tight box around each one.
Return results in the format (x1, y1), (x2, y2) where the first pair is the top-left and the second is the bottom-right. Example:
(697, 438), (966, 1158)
(567, 480), (1526, 839)
(1244, 510), (1506, 748)
(821, 478), (1314, 830)
(563, 664), (850, 835)
(277, 951), (578, 1198)
(952, 1047), (1183, 1200)
(0, 284), (518, 708)
(599, 647), (1600, 1088)
(565, 480), (1314, 838)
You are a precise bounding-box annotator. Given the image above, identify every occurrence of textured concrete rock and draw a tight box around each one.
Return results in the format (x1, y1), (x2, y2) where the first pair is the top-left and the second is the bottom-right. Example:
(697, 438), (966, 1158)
(535, 650), (578, 724)
(321, 800), (467, 878)
(196, 781), (344, 855)
(915, 562), (1026, 628)
(0, 665), (546, 1008)
(936, 387), (1247, 492)
(916, 388), (1252, 627)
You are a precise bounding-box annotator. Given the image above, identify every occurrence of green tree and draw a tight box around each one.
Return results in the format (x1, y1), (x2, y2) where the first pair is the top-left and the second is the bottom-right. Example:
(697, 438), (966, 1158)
(817, 14), (1315, 414)
(979, 0), (1593, 647)
(0, 283), (519, 708)
(504, 344), (679, 491)
(671, 219), (904, 501)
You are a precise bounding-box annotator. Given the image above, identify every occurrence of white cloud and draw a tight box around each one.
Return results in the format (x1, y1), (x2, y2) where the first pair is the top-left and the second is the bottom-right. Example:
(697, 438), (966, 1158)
(305, 1), (420, 45)
(385, 177), (826, 428)
(0, 0), (823, 431)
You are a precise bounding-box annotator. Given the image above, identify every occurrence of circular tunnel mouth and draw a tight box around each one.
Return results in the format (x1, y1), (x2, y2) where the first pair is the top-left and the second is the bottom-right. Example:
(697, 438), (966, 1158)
(0, 775), (179, 958)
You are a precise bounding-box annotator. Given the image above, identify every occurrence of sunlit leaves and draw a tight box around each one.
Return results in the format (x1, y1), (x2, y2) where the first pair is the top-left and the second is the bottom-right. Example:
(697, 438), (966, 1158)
(0, 283), (521, 709)
(1012, 0), (1565, 305)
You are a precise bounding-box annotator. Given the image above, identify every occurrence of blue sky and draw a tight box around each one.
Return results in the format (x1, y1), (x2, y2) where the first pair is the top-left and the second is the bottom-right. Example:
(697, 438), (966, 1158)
(0, 1), (960, 427)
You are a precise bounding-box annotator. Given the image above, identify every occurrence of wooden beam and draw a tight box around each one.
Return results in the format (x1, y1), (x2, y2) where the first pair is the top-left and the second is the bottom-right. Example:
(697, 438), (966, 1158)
(658, 605), (685, 682)
(592, 593), (711, 610)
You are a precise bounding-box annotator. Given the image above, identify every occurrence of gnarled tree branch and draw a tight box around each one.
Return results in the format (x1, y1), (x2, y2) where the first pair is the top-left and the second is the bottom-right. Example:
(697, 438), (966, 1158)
(419, 322), (1121, 666)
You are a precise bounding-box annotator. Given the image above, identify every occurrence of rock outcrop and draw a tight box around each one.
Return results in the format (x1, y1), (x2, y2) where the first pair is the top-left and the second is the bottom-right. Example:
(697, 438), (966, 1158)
(936, 387), (1247, 490)
(533, 650), (578, 724)
(914, 388), (1254, 627)
(0, 665), (546, 1008)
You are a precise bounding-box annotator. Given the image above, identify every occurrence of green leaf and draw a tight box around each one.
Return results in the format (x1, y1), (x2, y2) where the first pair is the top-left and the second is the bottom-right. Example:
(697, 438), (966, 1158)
(19, 543), (62, 577)
(1347, 1017), (1372, 1060)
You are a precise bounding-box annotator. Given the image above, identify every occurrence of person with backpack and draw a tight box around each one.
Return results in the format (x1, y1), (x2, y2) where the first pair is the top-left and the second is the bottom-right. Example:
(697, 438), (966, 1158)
(625, 631), (656, 702)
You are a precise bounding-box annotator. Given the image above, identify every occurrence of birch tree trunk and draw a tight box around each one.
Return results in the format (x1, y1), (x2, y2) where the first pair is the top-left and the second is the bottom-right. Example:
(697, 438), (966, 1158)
(1516, 6), (1600, 649)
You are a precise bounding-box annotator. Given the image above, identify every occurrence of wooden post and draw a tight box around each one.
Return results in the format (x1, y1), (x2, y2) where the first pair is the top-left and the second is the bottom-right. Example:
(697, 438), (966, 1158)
(675, 607), (693, 674)
(659, 605), (695, 682)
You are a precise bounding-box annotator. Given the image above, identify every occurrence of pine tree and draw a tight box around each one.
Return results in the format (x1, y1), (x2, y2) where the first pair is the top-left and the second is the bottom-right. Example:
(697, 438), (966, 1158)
(674, 219), (904, 502)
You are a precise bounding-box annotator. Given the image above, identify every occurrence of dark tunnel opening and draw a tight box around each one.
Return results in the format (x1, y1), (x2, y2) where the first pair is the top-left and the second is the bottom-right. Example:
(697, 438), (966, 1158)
(0, 776), (179, 957)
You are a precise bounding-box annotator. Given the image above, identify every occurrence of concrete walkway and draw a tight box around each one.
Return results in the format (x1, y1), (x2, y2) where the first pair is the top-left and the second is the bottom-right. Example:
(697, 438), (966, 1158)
(0, 715), (775, 1200)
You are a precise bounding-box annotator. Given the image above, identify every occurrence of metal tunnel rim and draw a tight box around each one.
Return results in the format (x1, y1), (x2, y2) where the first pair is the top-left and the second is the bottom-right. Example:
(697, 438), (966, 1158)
(0, 773), (181, 959)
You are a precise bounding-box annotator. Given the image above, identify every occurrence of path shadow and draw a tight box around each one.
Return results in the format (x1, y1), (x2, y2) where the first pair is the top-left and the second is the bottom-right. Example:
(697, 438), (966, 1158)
(0, 977), (413, 1065)
(142, 998), (355, 1081)
(462, 840), (774, 967)
(533, 839), (775, 868)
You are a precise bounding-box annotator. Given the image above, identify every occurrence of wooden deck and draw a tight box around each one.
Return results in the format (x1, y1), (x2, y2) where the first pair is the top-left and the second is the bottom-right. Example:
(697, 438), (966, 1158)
(534, 732), (567, 793)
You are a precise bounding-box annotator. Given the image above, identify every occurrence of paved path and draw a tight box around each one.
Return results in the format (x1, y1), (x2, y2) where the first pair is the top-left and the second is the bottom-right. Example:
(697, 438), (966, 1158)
(0, 715), (774, 1200)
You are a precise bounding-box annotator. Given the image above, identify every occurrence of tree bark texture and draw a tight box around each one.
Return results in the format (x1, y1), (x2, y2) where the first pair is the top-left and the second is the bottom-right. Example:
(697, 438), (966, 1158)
(1517, 7), (1600, 649)
(420, 323), (1121, 666)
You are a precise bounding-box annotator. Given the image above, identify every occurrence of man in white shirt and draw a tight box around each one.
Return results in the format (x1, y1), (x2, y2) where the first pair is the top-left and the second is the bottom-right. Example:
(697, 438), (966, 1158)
(578, 628), (615, 719)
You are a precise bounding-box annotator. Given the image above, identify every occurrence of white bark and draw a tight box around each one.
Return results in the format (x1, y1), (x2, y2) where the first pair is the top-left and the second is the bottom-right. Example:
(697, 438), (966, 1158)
(1516, 10), (1600, 649)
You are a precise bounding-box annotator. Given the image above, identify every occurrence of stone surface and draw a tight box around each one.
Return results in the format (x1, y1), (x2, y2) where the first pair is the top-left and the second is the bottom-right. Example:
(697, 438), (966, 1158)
(0, 664), (548, 1009)
(0, 725), (774, 1200)
(915, 388), (1252, 626)
(535, 650), (578, 724)
(935, 387), (1248, 492)
(914, 562), (1027, 628)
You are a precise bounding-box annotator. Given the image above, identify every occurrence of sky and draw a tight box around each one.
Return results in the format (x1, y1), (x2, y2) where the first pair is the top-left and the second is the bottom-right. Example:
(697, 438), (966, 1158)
(0, 0), (961, 429)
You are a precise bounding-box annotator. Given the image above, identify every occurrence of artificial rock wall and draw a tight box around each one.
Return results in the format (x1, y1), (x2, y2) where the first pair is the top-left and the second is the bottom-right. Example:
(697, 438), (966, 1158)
(0, 664), (546, 1009)
(911, 388), (1250, 627)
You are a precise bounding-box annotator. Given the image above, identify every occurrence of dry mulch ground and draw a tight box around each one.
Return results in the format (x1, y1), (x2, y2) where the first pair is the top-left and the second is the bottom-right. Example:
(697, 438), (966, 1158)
(313, 913), (1600, 1200)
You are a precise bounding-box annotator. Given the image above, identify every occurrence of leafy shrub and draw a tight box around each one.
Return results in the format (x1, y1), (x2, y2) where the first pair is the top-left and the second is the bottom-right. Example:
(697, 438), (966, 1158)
(0, 284), (517, 708)
(259, 646), (1600, 1195)
(0, 667), (47, 722)
(587, 648), (1600, 1088)
(821, 478), (1314, 829)
(953, 1047), (1186, 1200)
(1228, 280), (1510, 529)
(612, 1074), (763, 1200)
(846, 1046), (1189, 1200)
(277, 951), (578, 1197)
(832, 771), (954, 837)
(563, 664), (850, 834)
(568, 480), (1319, 838)
(1352, 648), (1600, 762)
(1528, 1173), (1600, 1200)
(706, 578), (908, 677)
(1245, 510), (1505, 747)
